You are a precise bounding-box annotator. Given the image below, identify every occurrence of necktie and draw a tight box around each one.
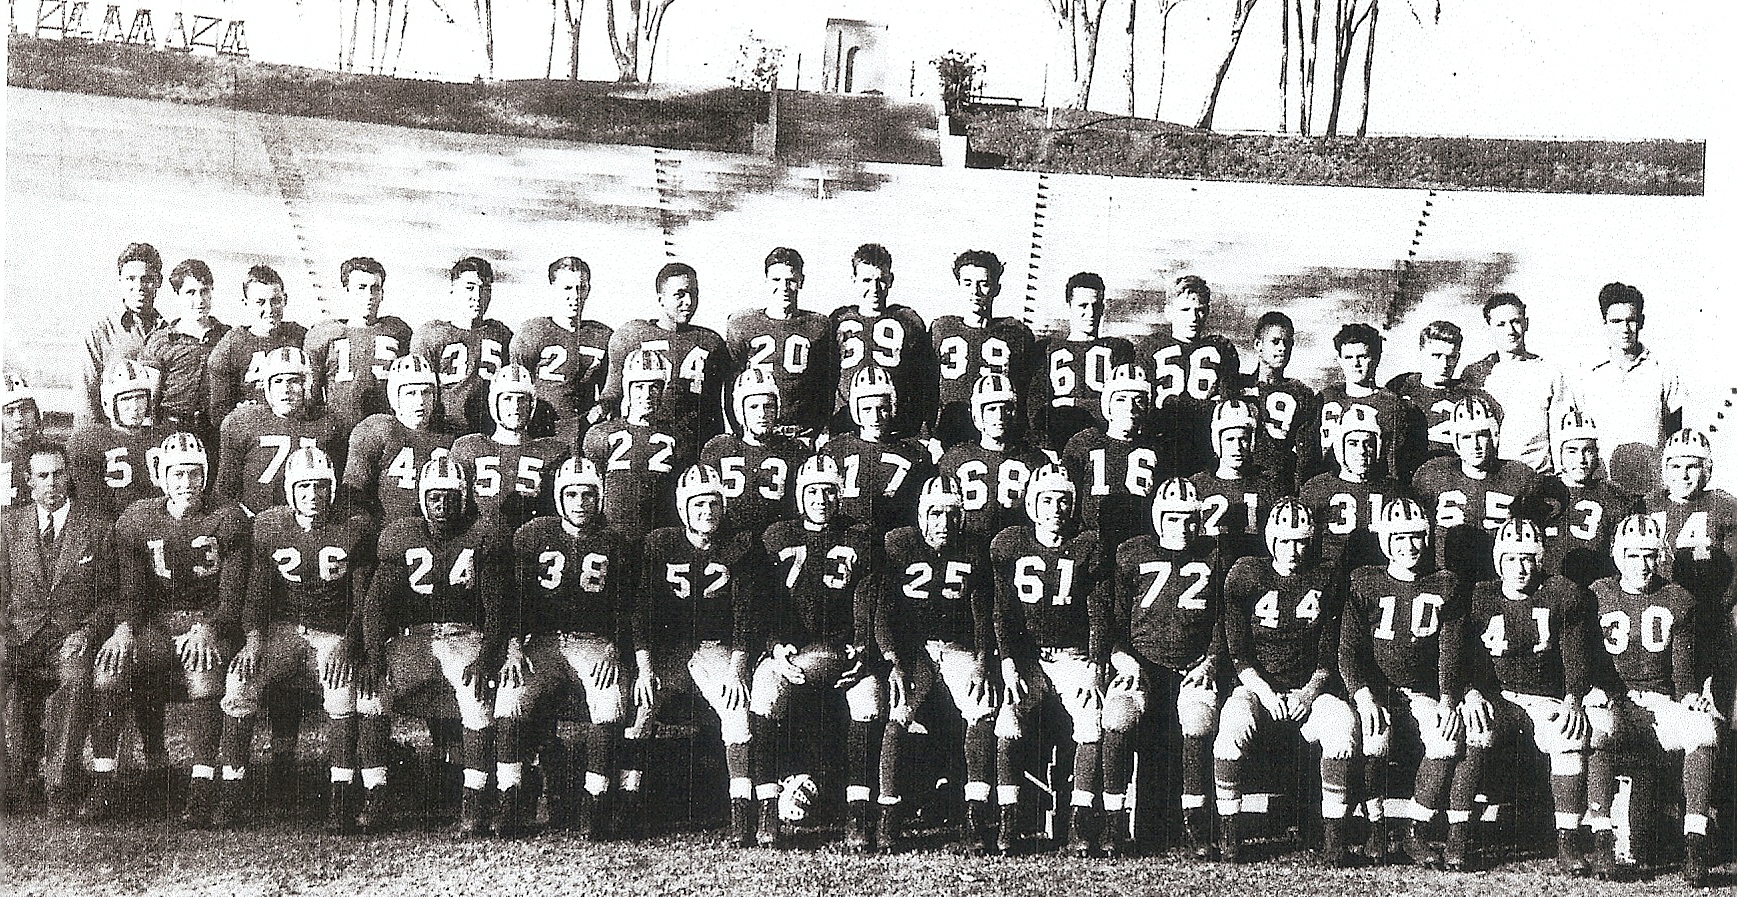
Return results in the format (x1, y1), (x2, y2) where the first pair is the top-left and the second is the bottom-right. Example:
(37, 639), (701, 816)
(42, 515), (56, 548)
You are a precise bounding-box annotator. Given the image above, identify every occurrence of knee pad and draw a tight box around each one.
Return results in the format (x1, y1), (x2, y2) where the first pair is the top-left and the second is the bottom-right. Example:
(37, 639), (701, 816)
(1674, 713), (1720, 753)
(1585, 706), (1614, 750)
(718, 709), (752, 746)
(1465, 727), (1495, 750)
(493, 685), (529, 721)
(588, 687), (627, 726)
(1317, 727), (1357, 761)
(1363, 727), (1392, 758)
(846, 679), (884, 723)
(994, 703), (1024, 740)
(1071, 713), (1102, 745)
(320, 685), (356, 720)
(456, 693), (495, 732)
(1177, 687), (1218, 738)
(185, 668), (225, 701)
(1549, 751), (1584, 777)
(91, 667), (128, 693)
(1213, 696), (1257, 761)
(1101, 691), (1144, 733)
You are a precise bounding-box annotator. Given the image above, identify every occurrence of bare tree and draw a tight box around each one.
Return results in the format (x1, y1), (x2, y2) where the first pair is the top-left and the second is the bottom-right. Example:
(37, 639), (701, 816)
(1196, 0), (1260, 130)
(1045, 0), (1112, 109)
(1323, 0), (1375, 136)
(1152, 0), (1193, 121)
(604, 0), (677, 82)
(473, 0), (494, 79)
(1125, 0), (1137, 116)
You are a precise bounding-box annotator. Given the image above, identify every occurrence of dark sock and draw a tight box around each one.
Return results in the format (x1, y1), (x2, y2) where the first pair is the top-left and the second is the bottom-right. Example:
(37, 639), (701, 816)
(328, 716), (358, 771)
(219, 715), (255, 770)
(880, 721), (905, 799)
(965, 718), (994, 792)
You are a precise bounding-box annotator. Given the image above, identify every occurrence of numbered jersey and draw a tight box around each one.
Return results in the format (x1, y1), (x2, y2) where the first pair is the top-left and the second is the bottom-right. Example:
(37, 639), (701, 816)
(1029, 336), (1136, 451)
(880, 526), (993, 653)
(342, 414), (456, 522)
(216, 406), (347, 515)
(304, 316), (413, 429)
(115, 496), (251, 623)
(820, 434), (933, 534)
(831, 304), (931, 436)
(992, 526), (1108, 657)
(762, 519), (876, 649)
(603, 319), (732, 444)
(1466, 576), (1592, 699)
(1590, 577), (1698, 698)
(207, 322), (309, 425)
(1541, 478), (1635, 587)
(513, 517), (630, 639)
(0, 440), (28, 509)
(410, 318), (515, 435)
(509, 316), (612, 436)
(370, 516), (511, 633)
(700, 433), (807, 537)
(1412, 457), (1543, 583)
(1061, 429), (1164, 552)
(1243, 377), (1319, 492)
(247, 506), (376, 636)
(66, 424), (173, 519)
(1387, 374), (1497, 468)
(931, 315), (1037, 409)
(1190, 470), (1280, 563)
(581, 419), (691, 541)
(1297, 473), (1404, 579)
(1307, 386), (1409, 483)
(725, 308), (836, 434)
(938, 442), (1050, 539)
(1223, 558), (1337, 691)
(1139, 331), (1241, 475)
(449, 434), (570, 531)
(1642, 488), (1737, 607)
(1114, 536), (1222, 671)
(1342, 567), (1464, 699)
(638, 526), (762, 651)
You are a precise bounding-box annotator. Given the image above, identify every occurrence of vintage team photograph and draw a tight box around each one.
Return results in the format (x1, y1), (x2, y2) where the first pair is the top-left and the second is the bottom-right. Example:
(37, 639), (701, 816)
(0, 0), (1726, 894)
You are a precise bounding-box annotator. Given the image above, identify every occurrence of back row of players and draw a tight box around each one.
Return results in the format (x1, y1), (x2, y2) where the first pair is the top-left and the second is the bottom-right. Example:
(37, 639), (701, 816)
(1, 242), (1728, 886)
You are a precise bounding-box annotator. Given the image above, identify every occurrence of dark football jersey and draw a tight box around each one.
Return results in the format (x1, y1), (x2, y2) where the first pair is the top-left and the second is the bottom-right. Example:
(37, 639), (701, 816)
(821, 434), (934, 534)
(1028, 335), (1136, 451)
(367, 516), (511, 639)
(1061, 428), (1164, 552)
(762, 519), (876, 649)
(1341, 567), (1464, 700)
(1466, 576), (1591, 699)
(411, 318), (515, 435)
(246, 506), (376, 637)
(1243, 376), (1319, 493)
(115, 496), (251, 627)
(509, 316), (612, 435)
(601, 319), (732, 444)
(304, 316), (413, 431)
(879, 526), (993, 654)
(581, 418), (691, 541)
(1191, 470), (1280, 564)
(1306, 386), (1409, 484)
(1590, 577), (1698, 699)
(938, 441), (1050, 539)
(1113, 535), (1222, 671)
(1386, 373), (1498, 471)
(450, 434), (569, 531)
(138, 325), (228, 431)
(992, 525), (1109, 659)
(831, 304), (932, 436)
(514, 518), (631, 641)
(1541, 478), (1635, 587)
(1412, 457), (1543, 583)
(1224, 557), (1338, 691)
(1643, 488), (1737, 609)
(931, 316), (1037, 443)
(0, 442), (27, 510)
(637, 526), (763, 652)
(215, 407), (347, 516)
(700, 433), (807, 537)
(1298, 473), (1405, 581)
(66, 423), (173, 519)
(341, 414), (455, 523)
(725, 308), (836, 434)
(1137, 330), (1241, 476)
(207, 322), (309, 425)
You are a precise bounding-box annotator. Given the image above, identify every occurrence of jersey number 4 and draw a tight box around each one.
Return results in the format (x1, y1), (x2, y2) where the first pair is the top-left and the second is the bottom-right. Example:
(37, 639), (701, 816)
(405, 547), (474, 595)
(1480, 608), (1551, 657)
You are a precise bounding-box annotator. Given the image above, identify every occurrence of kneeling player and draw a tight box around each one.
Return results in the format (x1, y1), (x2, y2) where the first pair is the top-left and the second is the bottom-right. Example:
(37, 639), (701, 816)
(1584, 514), (1719, 885)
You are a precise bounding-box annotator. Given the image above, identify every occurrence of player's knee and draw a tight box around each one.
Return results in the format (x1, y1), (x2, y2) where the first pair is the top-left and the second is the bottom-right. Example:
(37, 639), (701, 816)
(1672, 713), (1720, 753)
(1362, 727), (1391, 758)
(323, 685), (357, 719)
(493, 687), (528, 721)
(1214, 701), (1255, 759)
(457, 698), (494, 732)
(589, 691), (627, 727)
(847, 685), (884, 723)
(719, 710), (752, 746)
(186, 669), (224, 701)
(994, 703), (1025, 740)
(1548, 750), (1584, 777)
(1177, 691), (1218, 738)
(1317, 725), (1357, 761)
(355, 692), (389, 718)
(1071, 714), (1102, 745)
(1102, 693), (1143, 733)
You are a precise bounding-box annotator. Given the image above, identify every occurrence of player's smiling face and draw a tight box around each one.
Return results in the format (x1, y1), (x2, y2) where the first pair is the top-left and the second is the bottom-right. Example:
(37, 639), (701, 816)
(423, 488), (463, 524)
(1067, 288), (1103, 338)
(765, 263), (803, 316)
(1384, 532), (1425, 569)
(266, 373), (308, 417)
(3, 400), (42, 443)
(1032, 490), (1073, 531)
(1497, 552), (1537, 593)
(1217, 428), (1251, 470)
(561, 484), (601, 528)
(244, 281), (287, 330)
(494, 391), (532, 433)
(394, 383), (437, 430)
(1558, 439), (1599, 485)
(1665, 456), (1709, 502)
(177, 276), (213, 324)
(801, 483), (838, 525)
(1487, 303), (1526, 353)
(112, 390), (151, 429)
(1455, 429), (1495, 469)
(1257, 326), (1293, 371)
(291, 478), (333, 521)
(853, 263), (892, 313)
(1603, 301), (1643, 355)
(1422, 338), (1461, 386)
(1166, 292), (1208, 341)
(1615, 545), (1660, 590)
(741, 394), (777, 438)
(451, 271), (491, 326)
(551, 268), (589, 323)
(1337, 341), (1376, 386)
(626, 380), (664, 423)
(344, 269), (385, 323)
(658, 274), (698, 325)
(118, 260), (161, 318)
(684, 493), (724, 535)
(160, 462), (206, 509)
(957, 265), (999, 318)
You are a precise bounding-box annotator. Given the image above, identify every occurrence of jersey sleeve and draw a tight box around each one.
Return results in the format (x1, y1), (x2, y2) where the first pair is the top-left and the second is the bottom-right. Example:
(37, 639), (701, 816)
(1086, 534), (1111, 665)
(211, 508), (253, 632)
(243, 521), (273, 635)
(1222, 559), (1259, 675)
(731, 534), (766, 652)
(344, 518), (378, 648)
(215, 413), (247, 505)
(1558, 579), (1594, 698)
(597, 324), (639, 420)
(206, 332), (242, 425)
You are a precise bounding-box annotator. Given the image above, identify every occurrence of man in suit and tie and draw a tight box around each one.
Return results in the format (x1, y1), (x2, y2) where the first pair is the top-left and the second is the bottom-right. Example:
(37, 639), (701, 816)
(2, 441), (116, 817)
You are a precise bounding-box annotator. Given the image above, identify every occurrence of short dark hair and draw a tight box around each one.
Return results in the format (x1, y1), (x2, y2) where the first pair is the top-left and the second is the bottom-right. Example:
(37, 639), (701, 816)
(450, 257), (494, 283)
(1174, 274), (1211, 303)
(952, 250), (1004, 282)
(764, 247), (805, 275)
(1064, 272), (1105, 296)
(851, 243), (893, 275)
(27, 439), (69, 471)
(244, 264), (285, 292)
(1254, 311), (1294, 338)
(655, 262), (698, 293)
(1597, 282), (1644, 318)
(1482, 292), (1525, 322)
(547, 256), (591, 283)
(117, 243), (163, 278)
(1418, 320), (1463, 348)
(1334, 322), (1383, 361)
(168, 259), (214, 293)
(340, 257), (387, 288)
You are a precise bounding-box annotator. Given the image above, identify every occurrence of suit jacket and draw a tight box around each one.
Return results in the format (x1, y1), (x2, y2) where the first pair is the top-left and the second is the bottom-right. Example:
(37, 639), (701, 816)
(1, 500), (116, 647)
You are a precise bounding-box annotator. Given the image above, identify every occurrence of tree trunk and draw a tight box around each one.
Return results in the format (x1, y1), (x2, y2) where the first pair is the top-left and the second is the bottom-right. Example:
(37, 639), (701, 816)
(1357, 0), (1377, 136)
(568, 0), (585, 80)
(476, 0), (495, 80)
(547, 0), (558, 78)
(1196, 0), (1259, 130)
(1301, 0), (1321, 135)
(1279, 0), (1290, 131)
(605, 0), (636, 81)
(1125, 0), (1137, 117)
(1154, 0), (1183, 120)
(1071, 0), (1106, 109)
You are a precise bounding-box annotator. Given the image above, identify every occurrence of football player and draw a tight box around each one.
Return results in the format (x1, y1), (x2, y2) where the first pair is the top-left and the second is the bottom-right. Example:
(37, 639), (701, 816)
(138, 259), (228, 443)
(624, 463), (765, 846)
(79, 243), (167, 430)
(1299, 405), (1407, 589)
(65, 361), (172, 520)
(820, 366), (934, 534)
(2, 372), (45, 509)
(1027, 272), (1135, 452)
(753, 456), (884, 851)
(451, 364), (569, 532)
(217, 446), (374, 831)
(1460, 293), (1570, 475)
(1584, 514), (1718, 885)
(1242, 312), (1318, 494)
(1137, 275), (1240, 478)
(86, 433), (251, 826)
(1191, 399), (1279, 566)
(1463, 519), (1595, 875)
(216, 346), (346, 517)
(877, 475), (998, 852)
(830, 244), (932, 439)
(508, 256), (613, 441)
(304, 257), (413, 434)
(342, 355), (456, 522)
(1104, 477), (1223, 858)
(1411, 396), (1544, 585)
(494, 457), (633, 838)
(701, 367), (807, 537)
(1341, 498), (1476, 870)
(357, 456), (512, 836)
(1386, 321), (1496, 467)
(931, 251), (1037, 449)
(1062, 363), (1163, 553)
(582, 349), (694, 542)
(1215, 499), (1354, 864)
(938, 374), (1050, 540)
(724, 248), (837, 438)
(992, 463), (1116, 857)
(599, 262), (732, 445)
(1541, 408), (1636, 587)
(411, 257), (514, 435)
(1306, 323), (1412, 483)
(207, 265), (308, 427)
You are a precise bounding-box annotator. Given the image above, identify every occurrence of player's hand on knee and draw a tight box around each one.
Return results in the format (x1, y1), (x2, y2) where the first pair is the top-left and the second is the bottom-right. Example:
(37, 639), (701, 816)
(61, 634), (90, 661)
(1461, 690), (1493, 737)
(720, 675), (748, 712)
(96, 626), (136, 677)
(771, 644), (805, 685)
(497, 641), (531, 689)
(1353, 688), (1388, 738)
(1001, 657), (1027, 708)
(634, 668), (659, 710)
(1438, 699), (1465, 743)
(462, 659), (493, 696)
(886, 659), (909, 711)
(1290, 685), (1321, 723)
(834, 646), (868, 690)
(178, 623), (224, 674)
(968, 657), (998, 708)
(1559, 697), (1589, 743)
(592, 654), (620, 690)
(1181, 656), (1215, 692)
(1682, 691), (1714, 715)
(230, 631), (263, 680)
(1109, 651), (1141, 692)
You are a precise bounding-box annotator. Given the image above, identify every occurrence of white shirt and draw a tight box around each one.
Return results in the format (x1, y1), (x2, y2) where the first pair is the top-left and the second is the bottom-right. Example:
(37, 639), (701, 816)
(1577, 347), (1682, 467)
(36, 500), (69, 543)
(1469, 352), (1567, 474)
